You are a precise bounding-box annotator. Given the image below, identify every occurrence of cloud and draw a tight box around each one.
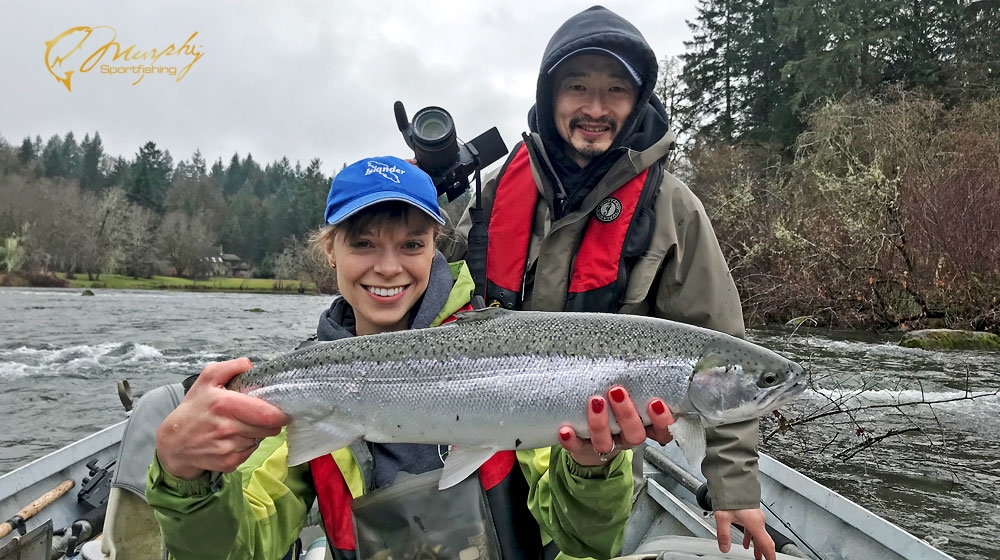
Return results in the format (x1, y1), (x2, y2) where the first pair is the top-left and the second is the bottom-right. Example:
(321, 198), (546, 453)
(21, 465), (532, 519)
(0, 0), (697, 176)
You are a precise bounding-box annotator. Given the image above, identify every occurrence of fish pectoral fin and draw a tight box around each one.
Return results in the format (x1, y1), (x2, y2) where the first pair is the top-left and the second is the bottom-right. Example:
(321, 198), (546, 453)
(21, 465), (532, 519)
(285, 420), (361, 466)
(668, 416), (707, 470)
(438, 445), (498, 490)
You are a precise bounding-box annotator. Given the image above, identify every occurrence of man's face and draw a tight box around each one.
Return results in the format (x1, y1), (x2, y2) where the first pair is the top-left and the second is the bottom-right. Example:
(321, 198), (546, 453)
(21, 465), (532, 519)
(552, 54), (638, 167)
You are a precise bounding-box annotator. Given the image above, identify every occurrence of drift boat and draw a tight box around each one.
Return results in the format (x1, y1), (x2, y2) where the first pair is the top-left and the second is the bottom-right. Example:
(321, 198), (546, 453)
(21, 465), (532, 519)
(0, 386), (956, 560)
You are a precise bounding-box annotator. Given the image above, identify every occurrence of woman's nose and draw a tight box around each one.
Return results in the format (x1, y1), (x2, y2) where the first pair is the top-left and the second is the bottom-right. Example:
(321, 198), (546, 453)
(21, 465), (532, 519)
(374, 250), (403, 276)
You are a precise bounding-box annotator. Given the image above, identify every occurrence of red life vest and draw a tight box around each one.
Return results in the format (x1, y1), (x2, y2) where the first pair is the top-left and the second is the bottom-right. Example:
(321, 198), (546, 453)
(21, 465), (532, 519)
(485, 144), (649, 312)
(309, 303), (517, 552)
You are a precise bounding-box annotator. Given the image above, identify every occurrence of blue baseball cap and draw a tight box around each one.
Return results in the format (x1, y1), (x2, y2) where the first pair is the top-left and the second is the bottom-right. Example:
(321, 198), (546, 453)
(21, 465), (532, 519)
(324, 156), (445, 226)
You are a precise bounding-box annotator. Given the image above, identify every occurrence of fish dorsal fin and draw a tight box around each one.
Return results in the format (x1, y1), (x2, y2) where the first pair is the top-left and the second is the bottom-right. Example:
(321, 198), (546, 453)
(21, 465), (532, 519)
(451, 307), (510, 324)
(438, 445), (498, 489)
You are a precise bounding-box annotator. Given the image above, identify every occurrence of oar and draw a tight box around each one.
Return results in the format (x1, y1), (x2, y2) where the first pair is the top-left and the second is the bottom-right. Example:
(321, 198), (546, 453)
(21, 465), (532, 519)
(0, 479), (75, 539)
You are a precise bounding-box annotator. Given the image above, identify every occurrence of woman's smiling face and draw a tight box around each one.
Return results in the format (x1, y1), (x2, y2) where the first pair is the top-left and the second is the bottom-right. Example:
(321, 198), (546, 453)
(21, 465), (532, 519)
(326, 207), (437, 336)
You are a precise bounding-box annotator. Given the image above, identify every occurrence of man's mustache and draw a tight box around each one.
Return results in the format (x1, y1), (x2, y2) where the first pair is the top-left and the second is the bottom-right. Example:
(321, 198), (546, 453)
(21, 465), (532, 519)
(570, 116), (618, 131)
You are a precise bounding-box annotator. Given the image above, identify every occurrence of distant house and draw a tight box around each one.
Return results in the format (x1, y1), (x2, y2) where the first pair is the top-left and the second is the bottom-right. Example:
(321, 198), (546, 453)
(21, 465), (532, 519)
(222, 253), (249, 277)
(199, 247), (248, 277)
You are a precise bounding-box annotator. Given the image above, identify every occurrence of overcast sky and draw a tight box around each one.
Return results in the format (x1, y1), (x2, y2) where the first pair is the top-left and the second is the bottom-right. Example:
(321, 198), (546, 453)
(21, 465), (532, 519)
(0, 1), (698, 176)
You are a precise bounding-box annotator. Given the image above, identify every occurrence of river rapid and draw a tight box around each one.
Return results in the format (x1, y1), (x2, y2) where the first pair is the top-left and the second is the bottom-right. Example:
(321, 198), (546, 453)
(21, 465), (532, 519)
(1, 288), (997, 560)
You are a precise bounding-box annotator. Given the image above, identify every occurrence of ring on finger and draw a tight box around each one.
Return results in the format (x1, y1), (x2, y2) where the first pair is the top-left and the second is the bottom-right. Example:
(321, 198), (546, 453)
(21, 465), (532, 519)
(598, 440), (617, 463)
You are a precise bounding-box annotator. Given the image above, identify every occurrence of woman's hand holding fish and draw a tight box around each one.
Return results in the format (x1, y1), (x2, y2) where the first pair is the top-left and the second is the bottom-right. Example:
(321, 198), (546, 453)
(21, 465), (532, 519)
(559, 385), (674, 466)
(155, 358), (290, 480)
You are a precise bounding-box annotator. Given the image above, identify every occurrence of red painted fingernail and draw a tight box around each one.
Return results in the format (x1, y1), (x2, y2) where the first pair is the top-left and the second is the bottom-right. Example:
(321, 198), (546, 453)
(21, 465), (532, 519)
(609, 387), (626, 403)
(559, 430), (572, 441)
(591, 397), (605, 414)
(651, 400), (666, 415)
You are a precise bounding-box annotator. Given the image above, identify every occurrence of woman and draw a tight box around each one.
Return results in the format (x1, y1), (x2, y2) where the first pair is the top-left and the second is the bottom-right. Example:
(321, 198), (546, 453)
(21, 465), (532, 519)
(146, 156), (675, 560)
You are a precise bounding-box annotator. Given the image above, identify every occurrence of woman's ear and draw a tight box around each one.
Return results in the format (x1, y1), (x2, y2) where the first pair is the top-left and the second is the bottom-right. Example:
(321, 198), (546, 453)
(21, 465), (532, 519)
(322, 237), (337, 269)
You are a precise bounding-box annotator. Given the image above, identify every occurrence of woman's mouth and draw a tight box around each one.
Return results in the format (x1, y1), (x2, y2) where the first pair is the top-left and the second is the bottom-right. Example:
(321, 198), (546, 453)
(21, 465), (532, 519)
(365, 285), (406, 298)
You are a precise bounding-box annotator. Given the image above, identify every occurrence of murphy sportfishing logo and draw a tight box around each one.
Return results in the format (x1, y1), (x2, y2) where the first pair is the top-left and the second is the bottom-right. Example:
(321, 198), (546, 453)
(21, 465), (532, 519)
(44, 26), (204, 91)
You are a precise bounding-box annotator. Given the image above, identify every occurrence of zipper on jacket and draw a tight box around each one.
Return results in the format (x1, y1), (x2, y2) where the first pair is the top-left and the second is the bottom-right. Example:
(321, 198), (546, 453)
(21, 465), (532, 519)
(522, 132), (567, 215)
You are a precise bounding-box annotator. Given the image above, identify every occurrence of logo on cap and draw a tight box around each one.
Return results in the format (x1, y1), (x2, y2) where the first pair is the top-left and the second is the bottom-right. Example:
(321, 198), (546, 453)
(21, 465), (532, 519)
(596, 197), (623, 222)
(365, 161), (406, 183)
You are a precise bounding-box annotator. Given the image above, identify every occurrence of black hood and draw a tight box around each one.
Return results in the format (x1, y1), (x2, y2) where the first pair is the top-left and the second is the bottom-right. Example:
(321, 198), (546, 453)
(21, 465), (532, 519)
(529, 5), (665, 160)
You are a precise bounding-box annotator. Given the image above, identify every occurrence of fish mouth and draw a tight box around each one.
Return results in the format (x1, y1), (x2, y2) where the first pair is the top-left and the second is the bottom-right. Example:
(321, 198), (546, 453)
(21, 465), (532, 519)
(758, 378), (808, 411)
(698, 378), (809, 427)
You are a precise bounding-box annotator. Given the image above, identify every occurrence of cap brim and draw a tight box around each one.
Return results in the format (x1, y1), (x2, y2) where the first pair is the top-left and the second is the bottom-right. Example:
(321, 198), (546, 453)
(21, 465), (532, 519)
(326, 191), (446, 226)
(548, 47), (642, 86)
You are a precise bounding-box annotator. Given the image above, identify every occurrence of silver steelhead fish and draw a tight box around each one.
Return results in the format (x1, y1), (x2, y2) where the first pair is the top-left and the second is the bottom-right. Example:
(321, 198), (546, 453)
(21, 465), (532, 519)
(228, 308), (806, 489)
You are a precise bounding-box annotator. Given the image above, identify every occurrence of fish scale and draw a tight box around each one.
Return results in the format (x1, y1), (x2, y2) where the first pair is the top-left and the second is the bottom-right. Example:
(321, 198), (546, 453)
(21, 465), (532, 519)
(228, 308), (806, 489)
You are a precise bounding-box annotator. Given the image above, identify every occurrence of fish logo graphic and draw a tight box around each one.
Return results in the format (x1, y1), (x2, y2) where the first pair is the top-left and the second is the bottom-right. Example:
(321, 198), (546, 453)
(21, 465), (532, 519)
(44, 26), (95, 92)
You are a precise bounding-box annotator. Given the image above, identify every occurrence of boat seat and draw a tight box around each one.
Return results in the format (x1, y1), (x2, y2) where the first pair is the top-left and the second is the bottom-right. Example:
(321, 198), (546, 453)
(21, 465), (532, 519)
(98, 382), (185, 560)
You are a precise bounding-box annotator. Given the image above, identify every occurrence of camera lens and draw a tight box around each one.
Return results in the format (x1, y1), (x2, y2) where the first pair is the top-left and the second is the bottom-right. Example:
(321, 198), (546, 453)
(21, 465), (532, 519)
(411, 107), (459, 175)
(413, 109), (454, 144)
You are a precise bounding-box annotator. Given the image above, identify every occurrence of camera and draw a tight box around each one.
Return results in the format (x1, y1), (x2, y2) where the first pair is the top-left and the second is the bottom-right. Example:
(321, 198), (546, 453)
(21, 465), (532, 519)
(394, 101), (508, 202)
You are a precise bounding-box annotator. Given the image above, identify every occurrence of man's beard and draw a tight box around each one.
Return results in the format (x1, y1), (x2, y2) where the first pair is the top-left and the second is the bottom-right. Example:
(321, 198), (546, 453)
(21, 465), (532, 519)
(569, 115), (618, 158)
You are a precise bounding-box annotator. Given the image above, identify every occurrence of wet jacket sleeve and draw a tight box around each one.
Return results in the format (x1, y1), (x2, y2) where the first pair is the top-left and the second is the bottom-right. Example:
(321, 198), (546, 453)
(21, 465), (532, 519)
(516, 446), (633, 560)
(146, 432), (315, 560)
(652, 184), (760, 511)
(701, 421), (761, 510)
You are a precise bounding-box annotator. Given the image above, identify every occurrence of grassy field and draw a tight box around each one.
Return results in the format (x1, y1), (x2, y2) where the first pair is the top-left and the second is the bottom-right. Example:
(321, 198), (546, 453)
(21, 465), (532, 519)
(51, 273), (319, 294)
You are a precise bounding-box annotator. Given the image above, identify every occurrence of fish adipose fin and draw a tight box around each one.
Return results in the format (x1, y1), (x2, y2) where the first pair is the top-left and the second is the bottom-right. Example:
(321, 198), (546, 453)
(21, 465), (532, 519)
(668, 416), (707, 470)
(438, 445), (499, 490)
(285, 420), (361, 466)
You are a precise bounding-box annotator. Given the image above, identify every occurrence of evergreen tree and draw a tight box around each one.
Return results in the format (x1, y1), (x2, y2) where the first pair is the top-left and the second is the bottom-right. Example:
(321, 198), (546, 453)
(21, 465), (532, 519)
(945, 0), (1000, 99)
(209, 158), (226, 192)
(219, 183), (264, 265)
(128, 141), (172, 213)
(223, 153), (244, 196)
(80, 132), (106, 191)
(62, 132), (82, 178)
(41, 134), (66, 178)
(682, 0), (784, 141)
(17, 137), (36, 164)
(190, 149), (207, 178)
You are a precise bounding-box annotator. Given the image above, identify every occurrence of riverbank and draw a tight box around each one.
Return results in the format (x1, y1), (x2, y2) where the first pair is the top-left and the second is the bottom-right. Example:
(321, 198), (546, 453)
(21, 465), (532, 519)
(0, 272), (319, 295)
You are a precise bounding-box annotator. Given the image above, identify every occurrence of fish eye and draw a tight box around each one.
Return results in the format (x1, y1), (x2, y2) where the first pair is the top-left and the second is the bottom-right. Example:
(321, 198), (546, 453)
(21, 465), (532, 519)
(758, 372), (779, 388)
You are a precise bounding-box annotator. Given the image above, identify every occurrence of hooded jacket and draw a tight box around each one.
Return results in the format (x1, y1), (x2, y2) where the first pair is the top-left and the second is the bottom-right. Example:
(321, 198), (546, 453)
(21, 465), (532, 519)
(442, 5), (760, 511)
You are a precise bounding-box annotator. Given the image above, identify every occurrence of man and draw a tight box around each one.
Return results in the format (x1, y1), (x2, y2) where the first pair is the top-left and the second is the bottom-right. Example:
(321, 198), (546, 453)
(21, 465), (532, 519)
(444, 6), (776, 560)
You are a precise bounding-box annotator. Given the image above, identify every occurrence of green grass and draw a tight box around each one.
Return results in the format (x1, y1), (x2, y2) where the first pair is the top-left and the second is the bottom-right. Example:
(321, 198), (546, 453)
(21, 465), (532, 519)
(54, 273), (319, 294)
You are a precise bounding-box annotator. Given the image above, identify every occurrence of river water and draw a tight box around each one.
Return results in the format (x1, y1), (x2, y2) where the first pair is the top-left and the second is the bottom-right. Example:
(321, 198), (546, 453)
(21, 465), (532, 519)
(1, 288), (997, 560)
